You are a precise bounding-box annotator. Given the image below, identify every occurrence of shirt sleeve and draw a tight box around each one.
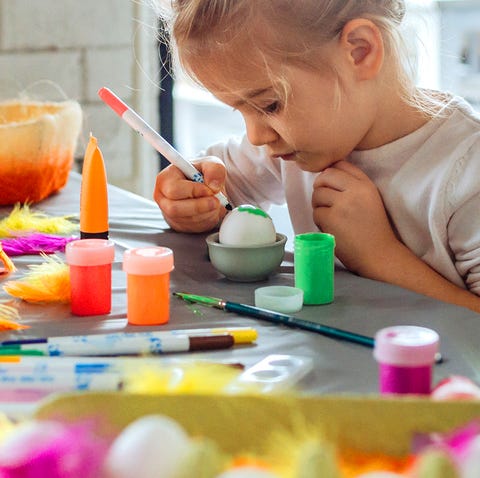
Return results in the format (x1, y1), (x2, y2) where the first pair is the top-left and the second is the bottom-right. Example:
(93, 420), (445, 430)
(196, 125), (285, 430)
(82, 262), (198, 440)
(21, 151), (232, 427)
(447, 137), (480, 295)
(204, 135), (286, 211)
(449, 192), (480, 295)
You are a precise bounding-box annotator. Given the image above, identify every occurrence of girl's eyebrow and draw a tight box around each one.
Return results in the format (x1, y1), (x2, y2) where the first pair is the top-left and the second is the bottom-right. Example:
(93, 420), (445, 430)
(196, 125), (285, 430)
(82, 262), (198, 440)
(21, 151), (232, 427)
(232, 87), (272, 108)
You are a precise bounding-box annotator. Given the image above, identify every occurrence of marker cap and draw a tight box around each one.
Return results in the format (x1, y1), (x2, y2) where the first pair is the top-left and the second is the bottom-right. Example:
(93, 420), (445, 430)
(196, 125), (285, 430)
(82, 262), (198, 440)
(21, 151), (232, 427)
(123, 247), (174, 276)
(65, 239), (115, 266)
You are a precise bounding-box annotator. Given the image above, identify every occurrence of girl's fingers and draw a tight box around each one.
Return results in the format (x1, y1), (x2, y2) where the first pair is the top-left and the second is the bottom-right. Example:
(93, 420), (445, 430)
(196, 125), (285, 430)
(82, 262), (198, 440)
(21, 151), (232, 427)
(157, 195), (218, 220)
(313, 160), (371, 192)
(155, 165), (213, 202)
(331, 160), (372, 181)
(311, 186), (341, 208)
(193, 156), (228, 193)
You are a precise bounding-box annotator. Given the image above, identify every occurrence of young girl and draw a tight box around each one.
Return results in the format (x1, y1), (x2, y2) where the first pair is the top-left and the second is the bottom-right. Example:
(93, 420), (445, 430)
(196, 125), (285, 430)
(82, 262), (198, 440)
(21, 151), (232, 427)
(152, 0), (480, 313)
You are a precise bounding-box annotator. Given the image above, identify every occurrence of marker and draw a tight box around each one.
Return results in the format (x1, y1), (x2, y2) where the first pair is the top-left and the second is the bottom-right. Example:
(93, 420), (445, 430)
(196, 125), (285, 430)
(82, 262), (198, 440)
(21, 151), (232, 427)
(98, 87), (232, 211)
(0, 326), (257, 347)
(0, 349), (44, 357)
(0, 370), (122, 404)
(0, 355), (157, 372)
(80, 134), (109, 239)
(0, 334), (236, 356)
(0, 370), (122, 392)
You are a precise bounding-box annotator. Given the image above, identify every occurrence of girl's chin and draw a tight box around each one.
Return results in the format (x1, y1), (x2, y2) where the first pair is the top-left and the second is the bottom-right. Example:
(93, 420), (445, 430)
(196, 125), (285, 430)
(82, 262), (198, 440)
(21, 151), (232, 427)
(294, 158), (332, 173)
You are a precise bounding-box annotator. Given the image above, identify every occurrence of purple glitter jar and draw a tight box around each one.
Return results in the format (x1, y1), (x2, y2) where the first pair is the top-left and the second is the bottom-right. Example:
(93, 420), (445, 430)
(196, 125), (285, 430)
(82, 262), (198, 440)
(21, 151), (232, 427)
(373, 326), (440, 395)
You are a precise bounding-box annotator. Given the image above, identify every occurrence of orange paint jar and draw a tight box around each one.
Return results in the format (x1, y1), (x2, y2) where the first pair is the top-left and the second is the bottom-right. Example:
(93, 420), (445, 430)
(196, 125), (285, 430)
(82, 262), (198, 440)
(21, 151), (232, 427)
(122, 247), (174, 325)
(65, 239), (115, 316)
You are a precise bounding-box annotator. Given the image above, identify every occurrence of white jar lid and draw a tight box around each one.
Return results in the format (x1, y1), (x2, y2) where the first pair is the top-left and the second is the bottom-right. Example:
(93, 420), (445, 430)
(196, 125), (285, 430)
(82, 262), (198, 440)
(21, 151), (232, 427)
(254, 286), (303, 314)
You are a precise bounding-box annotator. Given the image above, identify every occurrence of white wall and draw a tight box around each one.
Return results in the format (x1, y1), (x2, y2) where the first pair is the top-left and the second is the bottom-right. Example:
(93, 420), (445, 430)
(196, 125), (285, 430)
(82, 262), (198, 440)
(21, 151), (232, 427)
(437, 0), (480, 105)
(0, 0), (160, 197)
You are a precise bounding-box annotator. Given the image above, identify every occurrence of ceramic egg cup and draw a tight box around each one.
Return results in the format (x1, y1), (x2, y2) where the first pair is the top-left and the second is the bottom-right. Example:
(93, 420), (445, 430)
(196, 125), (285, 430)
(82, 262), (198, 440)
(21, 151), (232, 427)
(206, 233), (287, 282)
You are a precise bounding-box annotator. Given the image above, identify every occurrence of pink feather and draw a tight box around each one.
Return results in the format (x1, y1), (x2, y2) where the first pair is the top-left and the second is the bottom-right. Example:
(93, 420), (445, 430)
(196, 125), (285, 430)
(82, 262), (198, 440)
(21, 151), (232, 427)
(0, 419), (109, 478)
(0, 234), (77, 256)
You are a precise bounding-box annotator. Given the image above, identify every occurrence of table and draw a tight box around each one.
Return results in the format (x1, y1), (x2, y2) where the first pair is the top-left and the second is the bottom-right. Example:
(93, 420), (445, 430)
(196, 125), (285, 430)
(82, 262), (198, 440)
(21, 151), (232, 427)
(1, 172), (479, 396)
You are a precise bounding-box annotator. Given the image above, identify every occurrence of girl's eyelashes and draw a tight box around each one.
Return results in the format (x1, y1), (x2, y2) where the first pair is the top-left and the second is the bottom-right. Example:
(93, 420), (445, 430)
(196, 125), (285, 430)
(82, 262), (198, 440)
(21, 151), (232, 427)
(262, 101), (281, 115)
(231, 99), (282, 115)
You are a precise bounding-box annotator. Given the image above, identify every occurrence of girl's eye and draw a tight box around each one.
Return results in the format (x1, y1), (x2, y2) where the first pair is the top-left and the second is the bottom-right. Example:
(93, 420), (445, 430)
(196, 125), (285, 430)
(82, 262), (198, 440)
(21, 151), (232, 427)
(262, 101), (280, 114)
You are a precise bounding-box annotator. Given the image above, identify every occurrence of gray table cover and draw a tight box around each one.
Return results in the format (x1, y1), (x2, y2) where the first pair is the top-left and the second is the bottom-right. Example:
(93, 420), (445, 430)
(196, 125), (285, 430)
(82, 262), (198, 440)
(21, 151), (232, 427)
(0, 172), (478, 395)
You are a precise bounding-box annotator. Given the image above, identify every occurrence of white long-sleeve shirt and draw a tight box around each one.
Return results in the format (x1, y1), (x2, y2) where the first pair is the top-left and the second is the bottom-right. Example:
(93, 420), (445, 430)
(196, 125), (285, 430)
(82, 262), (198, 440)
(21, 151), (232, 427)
(206, 95), (480, 294)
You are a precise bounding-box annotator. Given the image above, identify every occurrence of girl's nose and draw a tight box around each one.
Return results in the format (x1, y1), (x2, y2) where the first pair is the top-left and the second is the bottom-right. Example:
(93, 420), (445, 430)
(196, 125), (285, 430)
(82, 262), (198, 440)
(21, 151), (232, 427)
(244, 115), (278, 147)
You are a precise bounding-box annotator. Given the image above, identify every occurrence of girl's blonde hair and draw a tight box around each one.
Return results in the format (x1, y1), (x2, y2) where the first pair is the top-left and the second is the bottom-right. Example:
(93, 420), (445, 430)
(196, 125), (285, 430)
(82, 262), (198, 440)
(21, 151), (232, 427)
(154, 0), (435, 115)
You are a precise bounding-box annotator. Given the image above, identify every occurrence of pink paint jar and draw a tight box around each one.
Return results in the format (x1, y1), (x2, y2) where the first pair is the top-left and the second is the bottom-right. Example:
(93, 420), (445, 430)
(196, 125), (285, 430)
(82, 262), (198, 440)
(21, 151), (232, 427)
(373, 325), (439, 395)
(122, 247), (174, 325)
(65, 239), (115, 316)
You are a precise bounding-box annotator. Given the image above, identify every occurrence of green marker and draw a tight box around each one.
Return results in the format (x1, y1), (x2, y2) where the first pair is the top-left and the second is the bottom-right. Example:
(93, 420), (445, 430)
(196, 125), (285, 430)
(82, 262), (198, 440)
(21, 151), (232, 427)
(0, 347), (46, 356)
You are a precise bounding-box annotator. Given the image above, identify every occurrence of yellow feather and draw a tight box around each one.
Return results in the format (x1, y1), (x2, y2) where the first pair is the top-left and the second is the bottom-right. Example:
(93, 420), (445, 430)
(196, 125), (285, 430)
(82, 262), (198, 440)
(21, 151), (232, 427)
(0, 301), (28, 329)
(0, 203), (77, 237)
(124, 362), (248, 395)
(0, 243), (15, 274)
(0, 414), (16, 444)
(3, 254), (70, 303)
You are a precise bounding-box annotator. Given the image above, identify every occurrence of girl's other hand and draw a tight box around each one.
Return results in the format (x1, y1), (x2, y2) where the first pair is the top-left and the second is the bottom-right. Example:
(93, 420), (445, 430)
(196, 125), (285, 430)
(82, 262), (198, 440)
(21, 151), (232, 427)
(312, 160), (399, 276)
(154, 156), (229, 233)
(313, 161), (480, 313)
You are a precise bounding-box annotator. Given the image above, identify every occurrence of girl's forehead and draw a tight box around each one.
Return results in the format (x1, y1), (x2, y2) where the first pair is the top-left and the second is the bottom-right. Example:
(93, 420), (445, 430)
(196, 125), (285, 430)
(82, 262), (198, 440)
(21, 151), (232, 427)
(188, 49), (278, 102)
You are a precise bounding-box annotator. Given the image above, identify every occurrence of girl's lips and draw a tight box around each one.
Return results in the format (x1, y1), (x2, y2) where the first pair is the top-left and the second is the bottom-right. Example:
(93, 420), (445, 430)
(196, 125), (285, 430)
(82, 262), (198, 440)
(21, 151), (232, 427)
(273, 152), (296, 161)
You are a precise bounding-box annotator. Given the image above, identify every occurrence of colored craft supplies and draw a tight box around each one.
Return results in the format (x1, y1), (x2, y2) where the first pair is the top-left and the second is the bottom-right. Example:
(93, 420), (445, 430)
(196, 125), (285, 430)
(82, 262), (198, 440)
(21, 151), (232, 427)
(65, 239), (115, 316)
(294, 232), (335, 305)
(123, 247), (174, 325)
(373, 325), (440, 395)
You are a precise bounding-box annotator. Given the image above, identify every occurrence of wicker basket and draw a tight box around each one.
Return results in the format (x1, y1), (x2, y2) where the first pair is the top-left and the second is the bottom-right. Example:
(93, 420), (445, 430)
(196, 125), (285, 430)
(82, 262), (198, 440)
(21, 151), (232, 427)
(0, 100), (82, 205)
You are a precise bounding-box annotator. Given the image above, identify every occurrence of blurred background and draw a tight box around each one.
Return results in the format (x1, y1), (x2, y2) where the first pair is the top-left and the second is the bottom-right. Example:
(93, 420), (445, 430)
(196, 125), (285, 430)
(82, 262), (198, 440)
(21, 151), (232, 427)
(0, 0), (479, 203)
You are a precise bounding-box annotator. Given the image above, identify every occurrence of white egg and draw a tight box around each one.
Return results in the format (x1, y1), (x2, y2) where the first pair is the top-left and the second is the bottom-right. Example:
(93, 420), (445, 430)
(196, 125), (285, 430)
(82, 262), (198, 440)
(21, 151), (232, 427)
(216, 468), (280, 478)
(103, 414), (190, 478)
(219, 205), (276, 246)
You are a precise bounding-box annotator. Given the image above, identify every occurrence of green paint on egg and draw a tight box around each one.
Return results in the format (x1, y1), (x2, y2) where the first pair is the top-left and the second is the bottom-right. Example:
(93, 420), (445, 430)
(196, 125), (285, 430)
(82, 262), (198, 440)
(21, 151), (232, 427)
(237, 205), (270, 218)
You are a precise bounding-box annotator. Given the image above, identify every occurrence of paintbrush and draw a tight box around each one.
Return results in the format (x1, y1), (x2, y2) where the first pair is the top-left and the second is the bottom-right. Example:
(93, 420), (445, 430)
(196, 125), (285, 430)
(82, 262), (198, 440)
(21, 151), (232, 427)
(174, 292), (375, 348)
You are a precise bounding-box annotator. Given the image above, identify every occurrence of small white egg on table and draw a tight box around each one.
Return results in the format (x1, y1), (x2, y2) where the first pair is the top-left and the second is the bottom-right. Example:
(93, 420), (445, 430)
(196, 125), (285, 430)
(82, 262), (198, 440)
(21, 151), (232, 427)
(219, 205), (276, 246)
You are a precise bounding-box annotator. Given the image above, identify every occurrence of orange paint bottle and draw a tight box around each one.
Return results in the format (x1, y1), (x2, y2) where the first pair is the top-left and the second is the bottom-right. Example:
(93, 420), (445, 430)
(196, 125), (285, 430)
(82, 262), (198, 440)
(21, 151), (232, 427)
(122, 247), (174, 325)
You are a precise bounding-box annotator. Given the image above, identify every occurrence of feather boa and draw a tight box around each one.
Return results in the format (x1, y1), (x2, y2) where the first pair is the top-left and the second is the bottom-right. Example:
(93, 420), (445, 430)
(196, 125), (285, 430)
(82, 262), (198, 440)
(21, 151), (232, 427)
(3, 254), (70, 303)
(0, 234), (77, 256)
(0, 204), (77, 237)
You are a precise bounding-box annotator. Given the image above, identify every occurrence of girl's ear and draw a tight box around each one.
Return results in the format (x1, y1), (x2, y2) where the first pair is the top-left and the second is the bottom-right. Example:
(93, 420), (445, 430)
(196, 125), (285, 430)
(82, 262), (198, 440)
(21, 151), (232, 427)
(340, 19), (384, 80)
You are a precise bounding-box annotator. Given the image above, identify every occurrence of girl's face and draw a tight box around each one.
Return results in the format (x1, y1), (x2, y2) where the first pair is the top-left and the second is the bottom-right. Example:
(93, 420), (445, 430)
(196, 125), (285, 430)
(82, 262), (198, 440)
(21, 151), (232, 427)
(189, 39), (379, 172)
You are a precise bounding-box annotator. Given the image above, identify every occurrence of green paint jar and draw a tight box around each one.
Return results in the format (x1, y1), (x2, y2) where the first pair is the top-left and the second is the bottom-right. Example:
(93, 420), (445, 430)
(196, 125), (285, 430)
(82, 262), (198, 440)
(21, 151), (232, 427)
(294, 232), (335, 305)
